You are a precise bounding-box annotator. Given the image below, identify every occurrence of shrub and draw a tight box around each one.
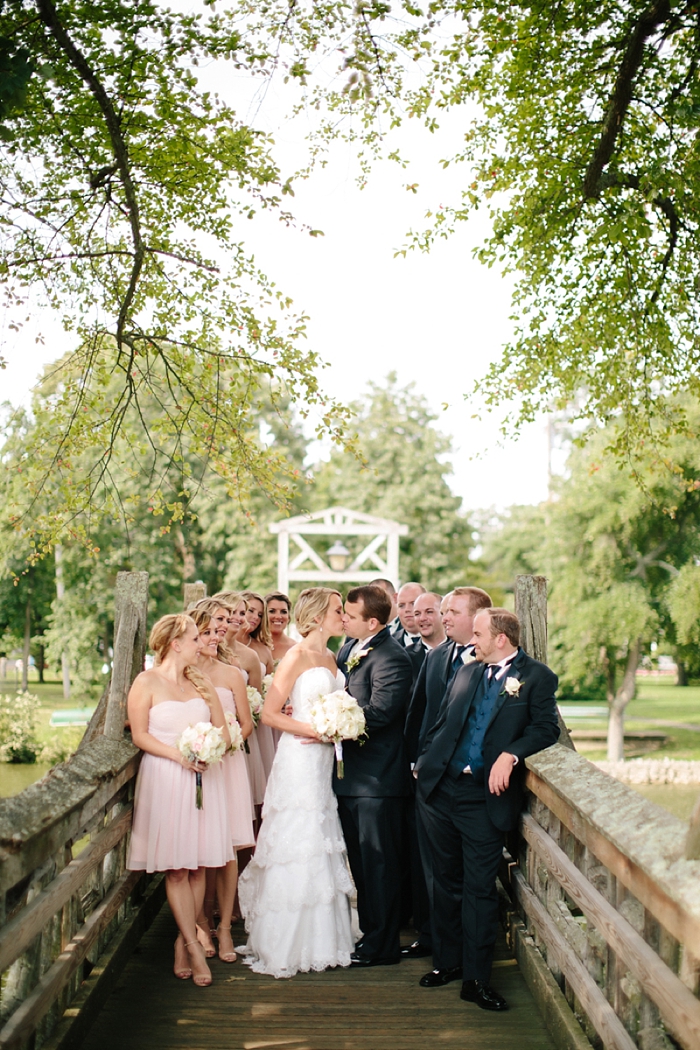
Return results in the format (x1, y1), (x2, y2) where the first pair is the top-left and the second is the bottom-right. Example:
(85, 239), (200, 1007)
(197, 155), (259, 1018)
(0, 691), (41, 763)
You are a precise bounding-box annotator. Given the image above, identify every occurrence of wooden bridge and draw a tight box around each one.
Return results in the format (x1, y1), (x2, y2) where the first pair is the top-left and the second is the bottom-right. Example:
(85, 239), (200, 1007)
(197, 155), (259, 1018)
(2, 573), (700, 1050)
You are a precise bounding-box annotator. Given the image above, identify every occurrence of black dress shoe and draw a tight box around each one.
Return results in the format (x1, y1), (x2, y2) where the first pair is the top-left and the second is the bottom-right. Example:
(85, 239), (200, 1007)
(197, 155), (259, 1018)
(419, 966), (462, 987)
(400, 941), (432, 958)
(350, 952), (400, 967)
(460, 980), (508, 1011)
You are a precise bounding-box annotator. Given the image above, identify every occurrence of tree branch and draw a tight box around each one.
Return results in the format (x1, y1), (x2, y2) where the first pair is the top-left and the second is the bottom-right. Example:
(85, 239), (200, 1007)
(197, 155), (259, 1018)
(583, 0), (671, 199)
(35, 0), (144, 346)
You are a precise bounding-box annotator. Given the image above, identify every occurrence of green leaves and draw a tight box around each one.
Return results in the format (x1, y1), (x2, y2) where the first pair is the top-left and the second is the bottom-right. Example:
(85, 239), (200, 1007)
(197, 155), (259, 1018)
(0, 0), (353, 555)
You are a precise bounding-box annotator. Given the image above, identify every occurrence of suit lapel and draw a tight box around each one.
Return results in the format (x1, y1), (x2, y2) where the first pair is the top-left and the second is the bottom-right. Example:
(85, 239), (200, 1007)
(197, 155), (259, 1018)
(486, 648), (526, 730)
(448, 661), (485, 731)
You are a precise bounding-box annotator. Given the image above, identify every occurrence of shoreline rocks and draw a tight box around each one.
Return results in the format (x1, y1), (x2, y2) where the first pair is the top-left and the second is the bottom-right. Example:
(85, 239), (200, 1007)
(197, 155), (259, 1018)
(594, 757), (700, 784)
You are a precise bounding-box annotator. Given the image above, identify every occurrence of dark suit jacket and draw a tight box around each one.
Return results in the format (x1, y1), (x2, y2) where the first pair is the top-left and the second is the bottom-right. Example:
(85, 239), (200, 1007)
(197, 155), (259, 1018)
(404, 639), (453, 764)
(405, 636), (427, 685)
(414, 648), (559, 830)
(333, 627), (414, 798)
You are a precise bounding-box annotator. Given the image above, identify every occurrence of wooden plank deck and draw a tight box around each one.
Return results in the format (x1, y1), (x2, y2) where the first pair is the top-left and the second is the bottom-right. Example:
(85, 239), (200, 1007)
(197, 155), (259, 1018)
(77, 908), (557, 1050)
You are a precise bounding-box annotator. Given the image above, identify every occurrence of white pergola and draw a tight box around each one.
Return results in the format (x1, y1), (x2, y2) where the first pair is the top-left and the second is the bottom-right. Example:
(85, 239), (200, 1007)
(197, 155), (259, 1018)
(269, 506), (409, 593)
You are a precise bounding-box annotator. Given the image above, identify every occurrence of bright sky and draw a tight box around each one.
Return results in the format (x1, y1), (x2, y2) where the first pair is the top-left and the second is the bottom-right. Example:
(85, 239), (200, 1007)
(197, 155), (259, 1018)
(0, 48), (555, 513)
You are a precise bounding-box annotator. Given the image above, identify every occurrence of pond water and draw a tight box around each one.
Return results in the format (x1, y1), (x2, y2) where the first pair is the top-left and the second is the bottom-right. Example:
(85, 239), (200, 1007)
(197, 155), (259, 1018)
(0, 762), (53, 798)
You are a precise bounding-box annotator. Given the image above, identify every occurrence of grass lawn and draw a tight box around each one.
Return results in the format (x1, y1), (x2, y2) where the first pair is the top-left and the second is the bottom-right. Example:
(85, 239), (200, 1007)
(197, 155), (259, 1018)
(562, 676), (700, 761)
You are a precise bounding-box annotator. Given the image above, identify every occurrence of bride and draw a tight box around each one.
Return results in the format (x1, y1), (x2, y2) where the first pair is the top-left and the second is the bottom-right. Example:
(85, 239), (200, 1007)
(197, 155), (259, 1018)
(237, 587), (354, 978)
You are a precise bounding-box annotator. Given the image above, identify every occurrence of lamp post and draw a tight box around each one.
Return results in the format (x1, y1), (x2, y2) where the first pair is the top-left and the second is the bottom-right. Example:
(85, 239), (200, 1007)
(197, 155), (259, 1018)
(327, 541), (351, 573)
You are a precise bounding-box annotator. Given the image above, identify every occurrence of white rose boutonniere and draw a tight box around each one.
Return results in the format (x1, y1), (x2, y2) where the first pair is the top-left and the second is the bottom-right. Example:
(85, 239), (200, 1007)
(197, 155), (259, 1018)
(503, 677), (522, 696)
(463, 653), (478, 666)
(346, 647), (372, 673)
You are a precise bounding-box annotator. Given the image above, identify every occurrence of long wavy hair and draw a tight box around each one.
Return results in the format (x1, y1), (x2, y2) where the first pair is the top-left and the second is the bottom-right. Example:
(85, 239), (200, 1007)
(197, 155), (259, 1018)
(241, 591), (273, 647)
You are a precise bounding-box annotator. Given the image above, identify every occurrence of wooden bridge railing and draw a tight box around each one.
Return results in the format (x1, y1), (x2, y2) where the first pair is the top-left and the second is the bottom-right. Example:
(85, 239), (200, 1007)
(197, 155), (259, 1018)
(503, 744), (700, 1050)
(0, 572), (153, 1050)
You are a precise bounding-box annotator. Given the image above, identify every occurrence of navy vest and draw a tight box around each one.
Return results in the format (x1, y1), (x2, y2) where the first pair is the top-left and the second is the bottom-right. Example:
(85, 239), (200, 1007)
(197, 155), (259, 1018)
(449, 668), (504, 782)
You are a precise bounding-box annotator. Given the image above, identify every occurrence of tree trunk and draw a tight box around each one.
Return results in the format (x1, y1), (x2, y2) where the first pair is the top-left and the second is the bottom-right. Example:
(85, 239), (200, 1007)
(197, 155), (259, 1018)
(55, 544), (71, 699)
(22, 591), (31, 692)
(607, 638), (642, 762)
(676, 657), (688, 687)
(37, 643), (45, 684)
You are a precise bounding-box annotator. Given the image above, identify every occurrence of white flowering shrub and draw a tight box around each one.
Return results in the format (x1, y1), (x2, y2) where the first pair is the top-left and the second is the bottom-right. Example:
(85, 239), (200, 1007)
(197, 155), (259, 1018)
(0, 692), (41, 763)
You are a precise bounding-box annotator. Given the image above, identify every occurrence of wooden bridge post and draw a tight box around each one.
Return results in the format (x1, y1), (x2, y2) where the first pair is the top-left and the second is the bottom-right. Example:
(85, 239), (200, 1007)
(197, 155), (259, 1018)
(685, 793), (700, 860)
(514, 574), (575, 751)
(103, 572), (149, 741)
(183, 581), (207, 610)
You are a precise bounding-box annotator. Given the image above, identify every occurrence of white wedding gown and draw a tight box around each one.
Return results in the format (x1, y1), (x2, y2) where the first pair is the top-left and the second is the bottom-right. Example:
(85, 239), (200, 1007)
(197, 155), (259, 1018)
(237, 666), (354, 978)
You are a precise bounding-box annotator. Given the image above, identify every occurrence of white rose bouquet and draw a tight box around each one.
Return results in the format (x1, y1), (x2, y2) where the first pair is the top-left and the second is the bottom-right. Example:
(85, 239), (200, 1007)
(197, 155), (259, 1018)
(224, 711), (245, 754)
(261, 673), (274, 697)
(247, 685), (264, 726)
(308, 689), (367, 779)
(177, 721), (227, 809)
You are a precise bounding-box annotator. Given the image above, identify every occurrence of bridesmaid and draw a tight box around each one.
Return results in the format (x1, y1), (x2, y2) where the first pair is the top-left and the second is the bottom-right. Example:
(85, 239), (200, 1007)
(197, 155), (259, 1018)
(212, 591), (264, 691)
(203, 593), (267, 829)
(265, 591), (297, 665)
(240, 591), (274, 676)
(191, 607), (255, 964)
(127, 614), (232, 987)
(239, 591), (277, 779)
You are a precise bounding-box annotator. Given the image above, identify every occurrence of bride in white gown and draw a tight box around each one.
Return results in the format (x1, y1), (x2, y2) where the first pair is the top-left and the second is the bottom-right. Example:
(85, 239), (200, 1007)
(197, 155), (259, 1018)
(237, 588), (354, 978)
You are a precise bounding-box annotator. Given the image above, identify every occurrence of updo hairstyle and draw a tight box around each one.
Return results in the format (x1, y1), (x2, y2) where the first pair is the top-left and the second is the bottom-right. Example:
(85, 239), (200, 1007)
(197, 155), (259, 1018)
(294, 588), (342, 638)
(191, 598), (237, 666)
(148, 613), (216, 706)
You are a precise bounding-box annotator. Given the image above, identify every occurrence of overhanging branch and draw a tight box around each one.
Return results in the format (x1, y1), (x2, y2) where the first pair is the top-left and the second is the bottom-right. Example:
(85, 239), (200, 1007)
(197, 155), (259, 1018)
(583, 0), (671, 199)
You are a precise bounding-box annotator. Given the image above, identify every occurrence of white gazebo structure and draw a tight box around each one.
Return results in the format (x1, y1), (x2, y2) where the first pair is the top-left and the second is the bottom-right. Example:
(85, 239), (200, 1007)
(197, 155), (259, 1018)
(269, 506), (409, 593)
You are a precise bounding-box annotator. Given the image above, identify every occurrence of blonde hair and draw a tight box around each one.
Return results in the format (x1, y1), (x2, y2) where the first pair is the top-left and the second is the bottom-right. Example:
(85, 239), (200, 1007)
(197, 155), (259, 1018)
(212, 591), (247, 611)
(189, 602), (238, 666)
(242, 591), (273, 647)
(148, 613), (216, 706)
(192, 597), (232, 616)
(294, 588), (341, 638)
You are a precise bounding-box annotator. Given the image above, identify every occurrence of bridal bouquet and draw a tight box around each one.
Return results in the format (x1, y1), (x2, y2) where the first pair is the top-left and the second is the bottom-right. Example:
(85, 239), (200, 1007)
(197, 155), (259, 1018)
(224, 711), (245, 754)
(308, 689), (366, 779)
(177, 721), (227, 809)
(261, 673), (274, 696)
(247, 685), (264, 726)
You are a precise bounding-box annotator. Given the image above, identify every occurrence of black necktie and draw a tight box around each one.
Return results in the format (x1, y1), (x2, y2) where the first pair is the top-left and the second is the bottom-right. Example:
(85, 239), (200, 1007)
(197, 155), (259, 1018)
(447, 645), (466, 686)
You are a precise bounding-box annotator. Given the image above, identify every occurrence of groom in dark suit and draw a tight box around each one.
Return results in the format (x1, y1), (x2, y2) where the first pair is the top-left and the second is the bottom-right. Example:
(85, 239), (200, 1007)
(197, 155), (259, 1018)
(415, 608), (559, 1011)
(335, 585), (414, 967)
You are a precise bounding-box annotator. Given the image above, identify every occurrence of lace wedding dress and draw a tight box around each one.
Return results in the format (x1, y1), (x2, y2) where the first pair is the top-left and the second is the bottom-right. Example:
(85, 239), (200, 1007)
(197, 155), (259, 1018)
(237, 666), (354, 978)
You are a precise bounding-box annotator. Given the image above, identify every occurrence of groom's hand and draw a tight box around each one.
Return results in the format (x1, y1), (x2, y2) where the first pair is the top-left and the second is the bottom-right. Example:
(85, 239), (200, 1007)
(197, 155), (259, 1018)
(488, 752), (517, 796)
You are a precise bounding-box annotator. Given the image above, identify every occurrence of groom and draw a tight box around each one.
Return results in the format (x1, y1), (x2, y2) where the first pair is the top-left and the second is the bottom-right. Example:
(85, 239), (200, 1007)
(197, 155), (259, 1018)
(335, 585), (414, 967)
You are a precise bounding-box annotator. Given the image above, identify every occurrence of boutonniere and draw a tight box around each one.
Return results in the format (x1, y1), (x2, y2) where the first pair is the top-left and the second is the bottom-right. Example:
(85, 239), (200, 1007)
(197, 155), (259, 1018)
(502, 676), (522, 696)
(346, 648), (372, 673)
(464, 654), (477, 666)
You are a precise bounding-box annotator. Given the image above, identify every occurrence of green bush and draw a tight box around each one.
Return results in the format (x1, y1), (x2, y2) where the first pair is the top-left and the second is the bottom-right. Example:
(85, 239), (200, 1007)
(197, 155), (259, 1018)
(0, 691), (41, 763)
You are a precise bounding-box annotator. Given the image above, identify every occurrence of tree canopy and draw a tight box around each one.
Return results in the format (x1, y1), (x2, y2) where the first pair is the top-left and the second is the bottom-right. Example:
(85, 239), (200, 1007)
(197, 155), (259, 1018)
(236, 0), (700, 460)
(0, 0), (353, 557)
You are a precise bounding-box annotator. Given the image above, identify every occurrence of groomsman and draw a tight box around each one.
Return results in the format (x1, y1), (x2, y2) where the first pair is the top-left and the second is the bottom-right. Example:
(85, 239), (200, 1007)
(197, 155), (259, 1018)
(335, 585), (414, 967)
(369, 578), (399, 632)
(393, 582), (426, 647)
(415, 609), (559, 1011)
(405, 587), (492, 765)
(402, 587), (492, 960)
(414, 591), (446, 651)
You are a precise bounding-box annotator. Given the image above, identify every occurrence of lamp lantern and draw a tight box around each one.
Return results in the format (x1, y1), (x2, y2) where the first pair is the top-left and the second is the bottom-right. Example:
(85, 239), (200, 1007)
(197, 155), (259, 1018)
(327, 541), (351, 572)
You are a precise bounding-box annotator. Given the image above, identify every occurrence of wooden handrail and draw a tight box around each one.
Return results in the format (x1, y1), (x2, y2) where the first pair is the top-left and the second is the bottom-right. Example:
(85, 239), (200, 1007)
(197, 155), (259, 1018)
(0, 869), (142, 1049)
(0, 805), (132, 974)
(512, 866), (637, 1050)
(522, 812), (700, 1050)
(526, 747), (700, 953)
